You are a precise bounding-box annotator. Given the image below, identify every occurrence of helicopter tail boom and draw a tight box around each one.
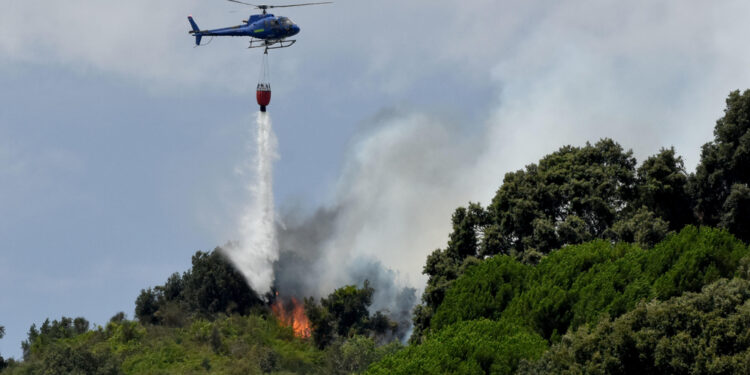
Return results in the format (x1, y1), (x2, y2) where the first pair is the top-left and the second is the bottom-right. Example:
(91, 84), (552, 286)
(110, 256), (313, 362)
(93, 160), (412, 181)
(188, 16), (203, 45)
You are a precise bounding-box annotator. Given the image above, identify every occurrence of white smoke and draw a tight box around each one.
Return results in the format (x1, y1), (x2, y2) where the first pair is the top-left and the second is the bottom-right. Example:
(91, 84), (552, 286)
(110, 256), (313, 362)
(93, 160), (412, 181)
(224, 112), (279, 295)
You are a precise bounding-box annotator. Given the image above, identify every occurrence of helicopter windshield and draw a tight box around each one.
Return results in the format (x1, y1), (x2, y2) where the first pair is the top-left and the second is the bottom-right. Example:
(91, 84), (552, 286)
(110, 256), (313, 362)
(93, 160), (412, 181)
(279, 17), (294, 26)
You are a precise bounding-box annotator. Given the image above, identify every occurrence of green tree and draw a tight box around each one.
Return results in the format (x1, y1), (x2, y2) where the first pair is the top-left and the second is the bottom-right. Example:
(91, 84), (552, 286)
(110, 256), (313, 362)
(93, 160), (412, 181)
(693, 89), (750, 241)
(367, 319), (547, 375)
(134, 249), (264, 326)
(635, 147), (694, 230)
(306, 281), (395, 349)
(609, 206), (669, 249)
(412, 204), (488, 343)
(325, 336), (401, 375)
(431, 227), (748, 341)
(520, 278), (750, 374)
(486, 139), (638, 257)
(413, 140), (701, 342)
(33, 344), (119, 375)
(182, 250), (263, 316)
(721, 183), (750, 242)
(323, 281), (374, 337)
(430, 256), (529, 331)
(134, 288), (159, 324)
(306, 297), (336, 349)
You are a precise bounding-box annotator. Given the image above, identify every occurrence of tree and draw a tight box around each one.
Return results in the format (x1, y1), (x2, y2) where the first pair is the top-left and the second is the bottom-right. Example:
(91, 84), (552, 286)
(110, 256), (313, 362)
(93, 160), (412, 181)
(411, 204), (489, 343)
(306, 297), (336, 349)
(520, 278), (750, 374)
(134, 288), (159, 324)
(182, 250), (264, 316)
(306, 281), (395, 349)
(430, 256), (529, 331)
(428, 227), (748, 341)
(486, 139), (638, 257)
(325, 335), (401, 375)
(322, 281), (374, 337)
(635, 148), (694, 230)
(721, 183), (750, 242)
(134, 249), (264, 326)
(367, 319), (547, 375)
(34, 344), (119, 375)
(609, 207), (669, 249)
(693, 89), (750, 241)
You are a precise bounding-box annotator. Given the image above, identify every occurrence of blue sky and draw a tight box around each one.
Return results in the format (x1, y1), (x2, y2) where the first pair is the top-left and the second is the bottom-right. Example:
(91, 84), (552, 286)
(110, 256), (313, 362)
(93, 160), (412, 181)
(3, 0), (750, 359)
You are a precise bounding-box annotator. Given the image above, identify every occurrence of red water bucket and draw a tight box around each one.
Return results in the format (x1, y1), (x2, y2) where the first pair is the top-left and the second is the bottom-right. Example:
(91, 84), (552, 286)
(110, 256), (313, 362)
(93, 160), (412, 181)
(257, 83), (271, 112)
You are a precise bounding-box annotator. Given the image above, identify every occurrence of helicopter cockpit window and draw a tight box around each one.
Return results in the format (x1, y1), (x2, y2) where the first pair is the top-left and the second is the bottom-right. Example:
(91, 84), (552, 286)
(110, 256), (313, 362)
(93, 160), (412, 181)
(280, 17), (294, 26)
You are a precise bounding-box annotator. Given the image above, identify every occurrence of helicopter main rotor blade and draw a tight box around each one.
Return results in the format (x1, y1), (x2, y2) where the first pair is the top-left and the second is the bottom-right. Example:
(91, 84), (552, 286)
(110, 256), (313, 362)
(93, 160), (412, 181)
(226, 0), (332, 9)
(267, 2), (333, 8)
(227, 0), (264, 8)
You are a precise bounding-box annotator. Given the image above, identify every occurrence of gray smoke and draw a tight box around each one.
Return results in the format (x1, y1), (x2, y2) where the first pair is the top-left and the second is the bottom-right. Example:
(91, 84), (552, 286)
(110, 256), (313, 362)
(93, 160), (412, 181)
(274, 205), (417, 341)
(272, 109), (483, 341)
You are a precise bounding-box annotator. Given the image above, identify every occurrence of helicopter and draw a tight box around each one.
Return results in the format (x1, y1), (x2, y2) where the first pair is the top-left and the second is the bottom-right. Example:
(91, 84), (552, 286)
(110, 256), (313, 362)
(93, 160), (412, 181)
(188, 0), (332, 49)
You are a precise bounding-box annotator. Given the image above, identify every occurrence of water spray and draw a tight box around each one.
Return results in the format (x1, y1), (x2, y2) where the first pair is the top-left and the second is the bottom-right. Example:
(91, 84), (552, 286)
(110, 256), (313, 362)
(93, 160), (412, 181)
(224, 111), (279, 296)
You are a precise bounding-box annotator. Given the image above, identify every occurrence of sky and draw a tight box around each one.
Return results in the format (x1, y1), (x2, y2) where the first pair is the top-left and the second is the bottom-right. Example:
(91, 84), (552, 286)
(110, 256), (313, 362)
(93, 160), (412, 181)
(3, 0), (750, 359)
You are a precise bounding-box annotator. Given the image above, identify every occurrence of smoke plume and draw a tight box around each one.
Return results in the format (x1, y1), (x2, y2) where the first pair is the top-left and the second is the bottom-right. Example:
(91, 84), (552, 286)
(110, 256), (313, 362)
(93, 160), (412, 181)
(272, 111), (481, 340)
(223, 112), (279, 295)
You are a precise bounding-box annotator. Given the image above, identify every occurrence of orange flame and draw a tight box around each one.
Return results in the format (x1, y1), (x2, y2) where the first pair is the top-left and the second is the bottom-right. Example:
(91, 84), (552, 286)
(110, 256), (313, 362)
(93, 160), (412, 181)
(271, 294), (311, 338)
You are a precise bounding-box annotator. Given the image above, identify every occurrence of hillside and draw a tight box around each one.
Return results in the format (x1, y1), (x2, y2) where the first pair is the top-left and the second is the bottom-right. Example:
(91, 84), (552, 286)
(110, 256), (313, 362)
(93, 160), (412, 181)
(2, 89), (750, 374)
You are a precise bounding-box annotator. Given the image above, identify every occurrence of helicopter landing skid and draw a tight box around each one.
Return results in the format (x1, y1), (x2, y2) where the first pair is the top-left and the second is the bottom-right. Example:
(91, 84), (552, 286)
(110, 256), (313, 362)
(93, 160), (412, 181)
(248, 39), (297, 50)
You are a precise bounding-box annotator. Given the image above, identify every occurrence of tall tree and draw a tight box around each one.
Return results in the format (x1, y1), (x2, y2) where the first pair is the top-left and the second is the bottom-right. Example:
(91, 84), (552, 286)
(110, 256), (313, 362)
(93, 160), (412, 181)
(693, 89), (750, 242)
(486, 139), (638, 257)
(721, 183), (750, 241)
(182, 250), (264, 316)
(635, 147), (693, 230)
(412, 203), (487, 343)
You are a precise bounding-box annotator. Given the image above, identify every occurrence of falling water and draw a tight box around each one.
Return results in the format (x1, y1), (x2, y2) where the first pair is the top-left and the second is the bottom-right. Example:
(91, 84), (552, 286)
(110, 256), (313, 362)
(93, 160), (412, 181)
(225, 111), (279, 296)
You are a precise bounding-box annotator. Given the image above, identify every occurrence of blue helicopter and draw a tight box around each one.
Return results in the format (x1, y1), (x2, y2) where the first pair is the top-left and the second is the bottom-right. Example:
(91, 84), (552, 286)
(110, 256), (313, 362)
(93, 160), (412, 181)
(188, 0), (331, 49)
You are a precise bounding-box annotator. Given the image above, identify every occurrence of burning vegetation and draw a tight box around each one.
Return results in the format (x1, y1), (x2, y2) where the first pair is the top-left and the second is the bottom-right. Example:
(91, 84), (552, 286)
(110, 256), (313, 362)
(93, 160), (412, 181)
(272, 293), (311, 338)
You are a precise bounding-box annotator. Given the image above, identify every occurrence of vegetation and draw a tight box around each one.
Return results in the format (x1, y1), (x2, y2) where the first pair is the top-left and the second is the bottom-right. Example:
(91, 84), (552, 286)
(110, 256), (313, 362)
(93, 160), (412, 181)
(305, 281), (397, 350)
(4, 89), (750, 374)
(135, 249), (265, 327)
(2, 252), (403, 374)
(693, 90), (750, 242)
(377, 89), (750, 372)
(518, 278), (750, 374)
(368, 319), (547, 375)
(0, 325), (9, 371)
(371, 227), (749, 374)
(433, 226), (747, 337)
(411, 90), (750, 343)
(6, 313), (322, 374)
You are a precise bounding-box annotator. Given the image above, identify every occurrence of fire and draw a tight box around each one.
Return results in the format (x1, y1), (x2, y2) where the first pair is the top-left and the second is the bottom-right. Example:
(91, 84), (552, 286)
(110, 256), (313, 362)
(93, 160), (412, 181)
(271, 293), (311, 338)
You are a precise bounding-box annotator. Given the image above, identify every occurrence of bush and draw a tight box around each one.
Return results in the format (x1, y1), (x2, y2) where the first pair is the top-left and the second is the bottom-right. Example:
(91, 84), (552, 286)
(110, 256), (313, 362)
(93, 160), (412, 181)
(366, 319), (547, 375)
(433, 227), (749, 340)
(520, 278), (750, 374)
